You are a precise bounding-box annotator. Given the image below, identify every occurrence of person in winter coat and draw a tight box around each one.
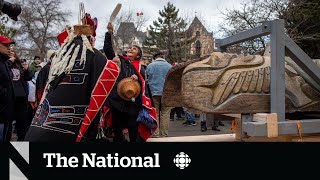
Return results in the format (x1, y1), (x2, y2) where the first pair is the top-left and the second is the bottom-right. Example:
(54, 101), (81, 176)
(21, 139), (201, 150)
(102, 22), (157, 142)
(0, 35), (15, 142)
(28, 55), (41, 75)
(7, 48), (33, 141)
(146, 52), (172, 137)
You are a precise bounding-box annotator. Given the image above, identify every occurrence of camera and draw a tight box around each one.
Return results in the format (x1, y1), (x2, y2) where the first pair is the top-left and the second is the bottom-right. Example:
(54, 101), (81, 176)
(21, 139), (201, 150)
(0, 0), (22, 21)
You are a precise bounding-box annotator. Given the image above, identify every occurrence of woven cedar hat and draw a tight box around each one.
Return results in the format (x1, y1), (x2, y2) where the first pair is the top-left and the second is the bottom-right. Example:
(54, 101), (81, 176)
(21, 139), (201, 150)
(74, 13), (95, 36)
(74, 24), (93, 37)
(56, 4), (97, 45)
(74, 4), (97, 37)
(117, 77), (141, 101)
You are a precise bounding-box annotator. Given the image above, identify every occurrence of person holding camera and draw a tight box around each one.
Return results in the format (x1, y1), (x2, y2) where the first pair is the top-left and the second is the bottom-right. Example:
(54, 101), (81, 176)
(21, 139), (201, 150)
(0, 0), (22, 21)
(0, 35), (15, 142)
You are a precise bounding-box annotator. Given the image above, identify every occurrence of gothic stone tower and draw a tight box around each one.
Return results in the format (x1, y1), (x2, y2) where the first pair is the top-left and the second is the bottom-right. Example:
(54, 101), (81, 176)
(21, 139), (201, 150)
(187, 16), (215, 58)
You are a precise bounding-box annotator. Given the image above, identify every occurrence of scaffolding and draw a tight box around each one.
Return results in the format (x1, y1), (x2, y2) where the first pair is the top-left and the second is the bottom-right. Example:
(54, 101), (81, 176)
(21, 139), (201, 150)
(216, 19), (320, 137)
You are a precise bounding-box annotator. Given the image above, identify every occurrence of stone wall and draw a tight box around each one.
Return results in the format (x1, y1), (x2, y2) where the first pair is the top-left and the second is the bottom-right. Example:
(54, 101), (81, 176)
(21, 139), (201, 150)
(189, 24), (214, 57)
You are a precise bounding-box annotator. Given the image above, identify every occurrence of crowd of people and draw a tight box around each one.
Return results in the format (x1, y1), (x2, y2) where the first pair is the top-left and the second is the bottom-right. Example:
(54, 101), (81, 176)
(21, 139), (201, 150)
(0, 35), (58, 142)
(0, 12), (225, 142)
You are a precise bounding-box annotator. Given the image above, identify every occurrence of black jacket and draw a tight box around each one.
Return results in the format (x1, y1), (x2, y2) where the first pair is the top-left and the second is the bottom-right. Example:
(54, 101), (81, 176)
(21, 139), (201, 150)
(0, 54), (14, 123)
(103, 32), (146, 81)
(36, 61), (51, 102)
(7, 60), (33, 99)
(103, 32), (115, 60)
(25, 36), (108, 142)
(103, 32), (142, 112)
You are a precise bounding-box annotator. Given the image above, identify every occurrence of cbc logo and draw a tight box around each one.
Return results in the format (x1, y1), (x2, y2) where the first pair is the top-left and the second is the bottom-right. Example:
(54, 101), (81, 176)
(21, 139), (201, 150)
(173, 152), (191, 169)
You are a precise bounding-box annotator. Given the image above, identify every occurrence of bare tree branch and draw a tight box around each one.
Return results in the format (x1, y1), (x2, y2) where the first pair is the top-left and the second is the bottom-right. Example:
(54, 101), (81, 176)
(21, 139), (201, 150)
(220, 0), (288, 54)
(14, 0), (71, 59)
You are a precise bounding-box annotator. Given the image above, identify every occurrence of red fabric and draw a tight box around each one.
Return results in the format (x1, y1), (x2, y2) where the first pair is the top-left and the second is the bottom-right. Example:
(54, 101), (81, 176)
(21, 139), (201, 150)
(57, 31), (68, 46)
(76, 60), (119, 142)
(37, 87), (44, 105)
(99, 56), (157, 141)
(105, 110), (112, 128)
(57, 16), (97, 47)
(138, 124), (151, 141)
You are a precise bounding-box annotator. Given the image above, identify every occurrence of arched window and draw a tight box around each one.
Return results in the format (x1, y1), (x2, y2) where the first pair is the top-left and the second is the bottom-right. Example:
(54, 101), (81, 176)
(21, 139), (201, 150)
(196, 31), (200, 37)
(195, 40), (201, 58)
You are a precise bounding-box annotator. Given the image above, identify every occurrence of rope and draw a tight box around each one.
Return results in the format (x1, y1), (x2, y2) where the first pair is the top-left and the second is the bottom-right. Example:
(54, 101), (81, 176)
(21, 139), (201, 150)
(230, 119), (235, 133)
(296, 120), (303, 142)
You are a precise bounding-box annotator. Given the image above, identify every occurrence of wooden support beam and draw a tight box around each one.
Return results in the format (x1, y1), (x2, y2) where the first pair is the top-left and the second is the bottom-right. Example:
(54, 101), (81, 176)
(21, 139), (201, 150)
(253, 113), (269, 122)
(252, 113), (278, 138)
(266, 113), (278, 138)
(243, 119), (320, 136)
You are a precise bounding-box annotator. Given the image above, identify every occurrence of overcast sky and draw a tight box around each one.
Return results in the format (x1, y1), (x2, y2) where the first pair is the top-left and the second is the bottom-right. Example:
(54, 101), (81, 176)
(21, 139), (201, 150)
(63, 0), (249, 49)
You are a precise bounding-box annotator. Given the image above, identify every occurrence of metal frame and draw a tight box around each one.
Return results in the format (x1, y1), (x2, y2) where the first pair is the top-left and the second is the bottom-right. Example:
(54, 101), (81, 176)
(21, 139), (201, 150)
(216, 19), (320, 137)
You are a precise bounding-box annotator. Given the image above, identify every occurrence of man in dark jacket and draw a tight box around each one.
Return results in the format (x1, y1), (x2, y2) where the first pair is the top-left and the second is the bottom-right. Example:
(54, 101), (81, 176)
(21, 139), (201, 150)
(7, 49), (33, 141)
(0, 35), (15, 142)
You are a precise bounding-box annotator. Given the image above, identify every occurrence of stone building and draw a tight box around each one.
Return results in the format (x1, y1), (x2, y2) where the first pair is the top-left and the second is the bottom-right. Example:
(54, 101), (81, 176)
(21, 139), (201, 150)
(115, 22), (147, 54)
(115, 17), (215, 60)
(186, 16), (215, 58)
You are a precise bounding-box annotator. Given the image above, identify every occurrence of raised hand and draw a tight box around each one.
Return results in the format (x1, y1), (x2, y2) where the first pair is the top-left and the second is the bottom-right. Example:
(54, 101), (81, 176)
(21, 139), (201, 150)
(112, 56), (121, 71)
(107, 22), (113, 34)
(131, 74), (138, 81)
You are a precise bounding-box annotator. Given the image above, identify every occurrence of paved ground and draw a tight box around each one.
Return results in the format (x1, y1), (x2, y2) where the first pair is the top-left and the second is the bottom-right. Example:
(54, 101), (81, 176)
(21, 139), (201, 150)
(147, 134), (236, 142)
(11, 116), (234, 141)
(167, 117), (233, 137)
(147, 117), (236, 142)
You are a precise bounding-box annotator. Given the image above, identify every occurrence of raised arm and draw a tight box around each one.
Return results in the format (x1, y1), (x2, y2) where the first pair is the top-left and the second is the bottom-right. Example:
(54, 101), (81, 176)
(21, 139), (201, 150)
(103, 22), (115, 60)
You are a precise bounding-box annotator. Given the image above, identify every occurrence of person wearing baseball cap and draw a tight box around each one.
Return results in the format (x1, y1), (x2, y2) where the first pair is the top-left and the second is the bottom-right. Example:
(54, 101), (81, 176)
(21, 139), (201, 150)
(0, 35), (15, 142)
(0, 35), (15, 44)
(0, 35), (15, 56)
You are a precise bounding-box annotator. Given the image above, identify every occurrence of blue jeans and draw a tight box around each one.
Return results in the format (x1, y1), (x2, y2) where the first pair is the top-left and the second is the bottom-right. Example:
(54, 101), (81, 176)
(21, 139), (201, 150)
(185, 112), (195, 122)
(0, 123), (8, 142)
